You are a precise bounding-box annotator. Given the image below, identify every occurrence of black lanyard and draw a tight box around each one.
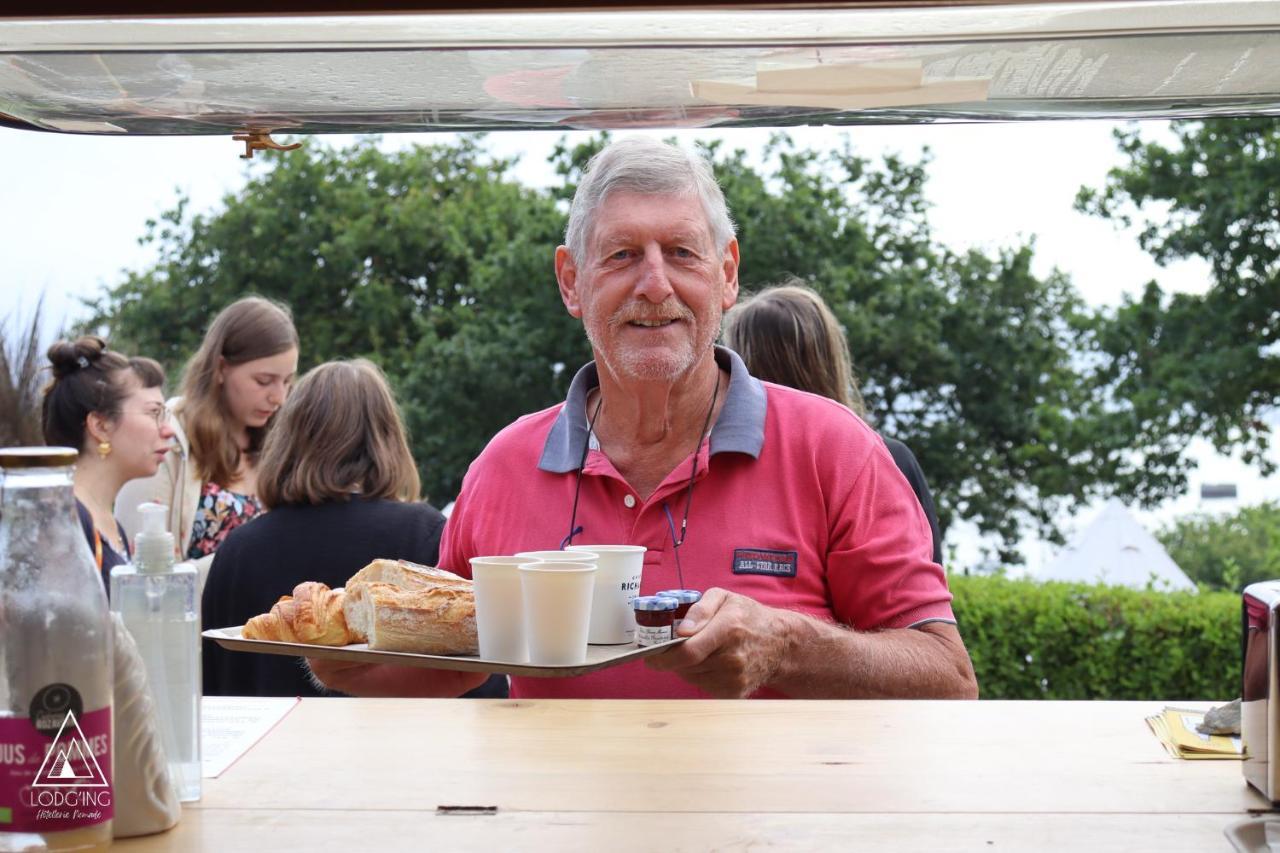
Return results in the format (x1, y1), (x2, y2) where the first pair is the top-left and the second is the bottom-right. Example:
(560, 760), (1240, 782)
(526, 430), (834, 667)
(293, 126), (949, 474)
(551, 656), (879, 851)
(561, 374), (721, 590)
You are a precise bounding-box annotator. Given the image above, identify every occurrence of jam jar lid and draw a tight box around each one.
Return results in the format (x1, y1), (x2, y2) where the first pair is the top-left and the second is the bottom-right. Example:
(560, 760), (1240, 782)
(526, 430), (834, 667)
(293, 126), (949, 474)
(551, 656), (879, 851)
(654, 589), (702, 604)
(633, 595), (679, 612)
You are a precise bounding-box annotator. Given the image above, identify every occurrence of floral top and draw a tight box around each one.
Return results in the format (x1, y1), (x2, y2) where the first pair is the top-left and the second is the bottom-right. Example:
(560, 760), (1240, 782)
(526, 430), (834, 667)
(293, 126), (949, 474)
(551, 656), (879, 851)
(186, 482), (263, 560)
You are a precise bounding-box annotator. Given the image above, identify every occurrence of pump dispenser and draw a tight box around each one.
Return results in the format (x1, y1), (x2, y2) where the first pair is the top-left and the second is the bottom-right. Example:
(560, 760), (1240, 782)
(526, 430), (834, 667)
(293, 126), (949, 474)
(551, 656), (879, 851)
(110, 503), (201, 802)
(135, 502), (174, 574)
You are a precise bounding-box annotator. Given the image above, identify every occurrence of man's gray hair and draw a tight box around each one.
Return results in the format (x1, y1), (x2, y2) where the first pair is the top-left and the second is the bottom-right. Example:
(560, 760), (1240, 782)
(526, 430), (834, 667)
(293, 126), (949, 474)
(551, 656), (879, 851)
(565, 137), (737, 264)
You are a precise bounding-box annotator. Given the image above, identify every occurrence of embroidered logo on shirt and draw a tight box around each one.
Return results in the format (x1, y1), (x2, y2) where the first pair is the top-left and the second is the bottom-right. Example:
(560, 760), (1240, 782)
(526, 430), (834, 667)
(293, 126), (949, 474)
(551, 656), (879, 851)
(732, 548), (798, 577)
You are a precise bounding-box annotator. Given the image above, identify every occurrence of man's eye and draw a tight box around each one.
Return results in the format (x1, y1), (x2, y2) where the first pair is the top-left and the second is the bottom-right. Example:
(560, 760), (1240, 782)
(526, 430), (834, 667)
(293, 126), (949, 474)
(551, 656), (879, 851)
(672, 247), (694, 258)
(610, 249), (631, 261)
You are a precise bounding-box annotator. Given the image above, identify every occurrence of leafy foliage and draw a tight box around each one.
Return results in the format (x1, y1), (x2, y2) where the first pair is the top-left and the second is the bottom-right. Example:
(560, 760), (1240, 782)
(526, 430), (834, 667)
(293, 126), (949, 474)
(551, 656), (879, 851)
(1158, 501), (1280, 592)
(952, 574), (1239, 700)
(0, 297), (51, 447)
(1077, 118), (1280, 484)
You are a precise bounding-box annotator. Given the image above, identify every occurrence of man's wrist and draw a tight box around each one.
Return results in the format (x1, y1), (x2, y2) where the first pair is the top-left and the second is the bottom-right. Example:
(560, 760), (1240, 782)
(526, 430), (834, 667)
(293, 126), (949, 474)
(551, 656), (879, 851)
(769, 607), (828, 690)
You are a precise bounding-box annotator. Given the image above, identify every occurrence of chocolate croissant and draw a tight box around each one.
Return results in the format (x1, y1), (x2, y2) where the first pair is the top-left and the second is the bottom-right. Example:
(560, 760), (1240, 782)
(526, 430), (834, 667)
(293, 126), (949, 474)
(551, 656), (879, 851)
(242, 581), (360, 645)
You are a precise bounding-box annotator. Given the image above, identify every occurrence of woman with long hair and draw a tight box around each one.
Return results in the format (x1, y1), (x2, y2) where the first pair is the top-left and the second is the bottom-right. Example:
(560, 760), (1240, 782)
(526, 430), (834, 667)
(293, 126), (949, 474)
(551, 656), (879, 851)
(42, 335), (174, 588)
(201, 358), (505, 699)
(722, 281), (945, 565)
(116, 296), (299, 574)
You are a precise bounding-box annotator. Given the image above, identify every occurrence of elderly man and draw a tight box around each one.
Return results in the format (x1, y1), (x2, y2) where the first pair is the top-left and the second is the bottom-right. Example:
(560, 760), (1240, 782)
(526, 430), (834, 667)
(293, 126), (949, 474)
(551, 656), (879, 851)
(312, 137), (977, 701)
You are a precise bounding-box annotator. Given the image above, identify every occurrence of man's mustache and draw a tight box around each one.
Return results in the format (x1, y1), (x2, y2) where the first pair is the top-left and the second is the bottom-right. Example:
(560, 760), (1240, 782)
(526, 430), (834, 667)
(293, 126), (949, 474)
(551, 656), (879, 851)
(608, 300), (695, 327)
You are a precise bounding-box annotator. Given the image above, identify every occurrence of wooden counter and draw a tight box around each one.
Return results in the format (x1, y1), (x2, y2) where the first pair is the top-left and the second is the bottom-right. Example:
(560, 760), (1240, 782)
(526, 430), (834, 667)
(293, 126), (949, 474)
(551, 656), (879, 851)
(115, 699), (1273, 851)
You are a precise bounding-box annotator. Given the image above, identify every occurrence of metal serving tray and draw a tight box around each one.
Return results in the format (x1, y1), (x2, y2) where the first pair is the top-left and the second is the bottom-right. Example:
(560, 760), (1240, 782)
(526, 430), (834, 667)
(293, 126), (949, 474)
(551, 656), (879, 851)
(203, 626), (686, 678)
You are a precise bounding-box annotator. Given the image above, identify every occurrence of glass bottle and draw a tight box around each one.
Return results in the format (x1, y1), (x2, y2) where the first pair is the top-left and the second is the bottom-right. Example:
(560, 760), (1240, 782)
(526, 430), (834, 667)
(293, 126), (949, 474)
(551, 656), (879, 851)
(111, 502), (201, 802)
(0, 447), (113, 852)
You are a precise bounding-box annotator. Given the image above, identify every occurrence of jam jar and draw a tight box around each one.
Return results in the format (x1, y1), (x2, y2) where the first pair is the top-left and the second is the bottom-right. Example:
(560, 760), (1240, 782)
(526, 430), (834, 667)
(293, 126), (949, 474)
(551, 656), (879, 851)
(654, 589), (702, 631)
(632, 596), (679, 646)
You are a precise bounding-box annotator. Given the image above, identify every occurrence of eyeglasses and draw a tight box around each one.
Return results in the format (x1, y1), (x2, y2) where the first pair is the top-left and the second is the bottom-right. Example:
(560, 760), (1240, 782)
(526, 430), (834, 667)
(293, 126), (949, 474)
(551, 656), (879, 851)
(560, 375), (720, 590)
(126, 408), (167, 428)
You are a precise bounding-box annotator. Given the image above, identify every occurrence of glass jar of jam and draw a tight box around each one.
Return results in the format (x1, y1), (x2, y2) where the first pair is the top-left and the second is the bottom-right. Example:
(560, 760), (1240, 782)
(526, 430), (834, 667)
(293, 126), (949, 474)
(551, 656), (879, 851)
(654, 589), (702, 632)
(632, 596), (678, 647)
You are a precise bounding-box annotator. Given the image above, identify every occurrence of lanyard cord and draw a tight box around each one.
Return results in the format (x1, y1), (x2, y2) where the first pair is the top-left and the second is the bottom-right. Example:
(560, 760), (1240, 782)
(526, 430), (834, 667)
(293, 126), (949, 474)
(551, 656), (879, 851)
(561, 393), (605, 549)
(561, 368), (721, 577)
(663, 372), (720, 589)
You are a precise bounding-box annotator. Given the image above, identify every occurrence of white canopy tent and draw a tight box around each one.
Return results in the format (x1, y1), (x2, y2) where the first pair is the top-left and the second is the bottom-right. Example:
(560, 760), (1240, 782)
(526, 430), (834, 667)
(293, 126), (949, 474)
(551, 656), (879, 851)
(1036, 500), (1197, 593)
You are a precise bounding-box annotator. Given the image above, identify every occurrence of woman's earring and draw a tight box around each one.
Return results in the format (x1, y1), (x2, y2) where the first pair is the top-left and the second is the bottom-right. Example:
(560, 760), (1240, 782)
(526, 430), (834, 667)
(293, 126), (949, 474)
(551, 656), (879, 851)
(97, 441), (112, 460)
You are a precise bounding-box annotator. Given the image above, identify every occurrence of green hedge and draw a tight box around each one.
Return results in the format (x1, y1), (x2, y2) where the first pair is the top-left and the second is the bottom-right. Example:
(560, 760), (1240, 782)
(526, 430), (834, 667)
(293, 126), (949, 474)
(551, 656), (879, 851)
(949, 574), (1240, 700)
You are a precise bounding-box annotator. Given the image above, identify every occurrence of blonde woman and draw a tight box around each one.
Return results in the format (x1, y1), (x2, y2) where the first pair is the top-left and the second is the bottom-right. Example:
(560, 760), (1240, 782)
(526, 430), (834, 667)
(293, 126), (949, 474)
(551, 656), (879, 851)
(117, 296), (299, 573)
(722, 281), (944, 565)
(200, 359), (504, 699)
(41, 336), (174, 589)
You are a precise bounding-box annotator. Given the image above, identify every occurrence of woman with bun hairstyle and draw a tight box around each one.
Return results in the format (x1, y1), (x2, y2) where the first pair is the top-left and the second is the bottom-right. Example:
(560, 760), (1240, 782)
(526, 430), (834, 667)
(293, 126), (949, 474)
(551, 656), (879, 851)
(41, 336), (174, 587)
(117, 296), (299, 578)
(202, 358), (506, 699)
(722, 281), (945, 565)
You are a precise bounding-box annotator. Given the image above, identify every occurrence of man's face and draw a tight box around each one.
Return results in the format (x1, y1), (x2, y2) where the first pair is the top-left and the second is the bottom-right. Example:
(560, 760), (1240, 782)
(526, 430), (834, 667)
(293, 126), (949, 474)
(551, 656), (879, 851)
(556, 190), (740, 384)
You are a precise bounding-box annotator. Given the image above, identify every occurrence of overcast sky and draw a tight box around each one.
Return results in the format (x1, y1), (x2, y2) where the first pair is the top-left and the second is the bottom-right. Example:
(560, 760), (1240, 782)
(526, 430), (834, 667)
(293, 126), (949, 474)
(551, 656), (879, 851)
(1, 119), (1272, 567)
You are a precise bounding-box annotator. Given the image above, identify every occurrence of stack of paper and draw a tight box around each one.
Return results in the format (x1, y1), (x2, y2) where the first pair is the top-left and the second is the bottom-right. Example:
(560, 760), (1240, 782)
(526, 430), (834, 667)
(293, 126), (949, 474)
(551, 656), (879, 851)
(1145, 706), (1243, 760)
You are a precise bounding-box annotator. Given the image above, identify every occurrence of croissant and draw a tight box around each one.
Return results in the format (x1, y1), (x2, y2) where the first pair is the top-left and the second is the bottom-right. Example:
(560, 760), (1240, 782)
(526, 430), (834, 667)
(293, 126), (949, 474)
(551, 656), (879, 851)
(342, 581), (478, 655)
(242, 581), (360, 645)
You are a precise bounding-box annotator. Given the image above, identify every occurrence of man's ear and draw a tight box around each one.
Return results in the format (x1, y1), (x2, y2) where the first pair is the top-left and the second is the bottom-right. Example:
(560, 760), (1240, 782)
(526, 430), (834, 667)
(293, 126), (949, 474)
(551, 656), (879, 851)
(556, 245), (584, 318)
(720, 238), (741, 310)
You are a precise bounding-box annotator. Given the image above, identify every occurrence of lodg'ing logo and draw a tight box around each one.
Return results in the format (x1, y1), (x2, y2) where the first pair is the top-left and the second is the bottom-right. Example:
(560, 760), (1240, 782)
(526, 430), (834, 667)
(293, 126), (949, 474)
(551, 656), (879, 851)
(31, 711), (108, 788)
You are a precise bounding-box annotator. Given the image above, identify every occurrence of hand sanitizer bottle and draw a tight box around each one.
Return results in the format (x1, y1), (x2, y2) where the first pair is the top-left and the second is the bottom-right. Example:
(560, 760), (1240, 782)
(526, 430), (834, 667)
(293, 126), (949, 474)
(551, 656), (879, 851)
(110, 503), (201, 802)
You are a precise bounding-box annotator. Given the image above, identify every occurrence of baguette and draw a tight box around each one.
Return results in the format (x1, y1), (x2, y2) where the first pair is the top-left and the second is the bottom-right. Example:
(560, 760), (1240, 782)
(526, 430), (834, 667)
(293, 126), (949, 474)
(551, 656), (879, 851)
(242, 581), (358, 645)
(342, 581), (478, 655)
(346, 558), (471, 591)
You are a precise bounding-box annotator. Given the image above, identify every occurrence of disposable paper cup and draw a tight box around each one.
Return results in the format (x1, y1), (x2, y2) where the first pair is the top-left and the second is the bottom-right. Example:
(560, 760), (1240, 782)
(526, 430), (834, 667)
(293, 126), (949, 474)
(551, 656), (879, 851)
(567, 544), (646, 645)
(513, 550), (599, 564)
(470, 556), (531, 663)
(518, 561), (597, 666)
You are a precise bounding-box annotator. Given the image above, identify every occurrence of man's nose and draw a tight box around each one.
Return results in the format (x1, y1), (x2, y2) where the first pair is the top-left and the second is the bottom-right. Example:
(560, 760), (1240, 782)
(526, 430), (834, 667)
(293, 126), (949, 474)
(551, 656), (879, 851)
(633, 244), (674, 303)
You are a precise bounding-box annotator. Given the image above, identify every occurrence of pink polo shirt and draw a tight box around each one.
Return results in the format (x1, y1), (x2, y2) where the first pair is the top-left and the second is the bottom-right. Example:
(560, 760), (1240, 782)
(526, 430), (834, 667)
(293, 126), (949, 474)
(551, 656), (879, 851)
(439, 347), (954, 699)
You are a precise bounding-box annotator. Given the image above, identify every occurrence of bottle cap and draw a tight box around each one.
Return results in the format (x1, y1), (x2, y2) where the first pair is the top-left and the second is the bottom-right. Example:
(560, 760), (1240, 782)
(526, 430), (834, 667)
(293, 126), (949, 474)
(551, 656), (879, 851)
(654, 589), (702, 605)
(633, 596), (679, 612)
(135, 502), (175, 574)
(0, 447), (78, 468)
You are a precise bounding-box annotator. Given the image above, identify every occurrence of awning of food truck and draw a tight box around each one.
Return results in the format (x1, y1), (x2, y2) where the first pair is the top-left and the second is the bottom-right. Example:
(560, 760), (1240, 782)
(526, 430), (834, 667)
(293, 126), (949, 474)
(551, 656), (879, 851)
(2, 0), (1280, 136)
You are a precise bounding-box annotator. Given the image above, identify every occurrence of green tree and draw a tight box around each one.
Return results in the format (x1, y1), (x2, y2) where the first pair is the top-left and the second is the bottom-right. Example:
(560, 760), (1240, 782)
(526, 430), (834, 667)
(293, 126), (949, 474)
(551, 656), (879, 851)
(82, 136), (581, 502)
(1077, 118), (1280, 486)
(1158, 501), (1280, 591)
(709, 135), (1147, 557)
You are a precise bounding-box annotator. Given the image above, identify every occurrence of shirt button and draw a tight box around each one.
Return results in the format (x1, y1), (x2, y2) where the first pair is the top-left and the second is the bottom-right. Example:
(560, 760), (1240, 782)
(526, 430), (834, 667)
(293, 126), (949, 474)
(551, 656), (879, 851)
(623, 494), (637, 508)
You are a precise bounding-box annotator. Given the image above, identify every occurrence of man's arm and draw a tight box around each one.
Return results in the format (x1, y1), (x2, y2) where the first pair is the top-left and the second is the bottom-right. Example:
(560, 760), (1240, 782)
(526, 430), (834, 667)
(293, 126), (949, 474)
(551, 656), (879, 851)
(306, 658), (487, 698)
(646, 588), (978, 699)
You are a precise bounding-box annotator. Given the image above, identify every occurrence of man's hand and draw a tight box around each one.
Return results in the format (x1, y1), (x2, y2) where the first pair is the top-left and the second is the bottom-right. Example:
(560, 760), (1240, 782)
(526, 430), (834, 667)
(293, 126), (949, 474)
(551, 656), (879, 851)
(306, 658), (488, 698)
(644, 587), (792, 698)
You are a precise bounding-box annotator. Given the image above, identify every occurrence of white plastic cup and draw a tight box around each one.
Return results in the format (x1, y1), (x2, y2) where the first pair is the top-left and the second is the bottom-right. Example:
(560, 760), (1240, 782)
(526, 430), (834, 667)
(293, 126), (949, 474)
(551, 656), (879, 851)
(513, 550), (599, 564)
(518, 561), (597, 666)
(567, 544), (646, 645)
(470, 556), (531, 663)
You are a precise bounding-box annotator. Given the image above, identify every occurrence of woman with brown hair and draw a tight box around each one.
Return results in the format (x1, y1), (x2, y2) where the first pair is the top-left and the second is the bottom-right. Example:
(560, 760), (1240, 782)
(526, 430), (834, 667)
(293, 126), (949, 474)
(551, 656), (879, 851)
(722, 281), (945, 565)
(200, 359), (505, 698)
(41, 336), (174, 588)
(116, 296), (299, 574)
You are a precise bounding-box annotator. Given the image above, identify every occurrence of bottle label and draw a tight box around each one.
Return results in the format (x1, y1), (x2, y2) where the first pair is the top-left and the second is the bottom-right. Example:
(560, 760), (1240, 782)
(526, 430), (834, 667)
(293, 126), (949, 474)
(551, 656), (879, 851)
(0, 685), (112, 834)
(636, 623), (673, 647)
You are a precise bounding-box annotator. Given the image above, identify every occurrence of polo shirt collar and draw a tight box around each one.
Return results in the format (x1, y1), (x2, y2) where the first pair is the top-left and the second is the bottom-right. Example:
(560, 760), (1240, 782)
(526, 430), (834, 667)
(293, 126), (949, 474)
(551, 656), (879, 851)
(537, 345), (766, 474)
